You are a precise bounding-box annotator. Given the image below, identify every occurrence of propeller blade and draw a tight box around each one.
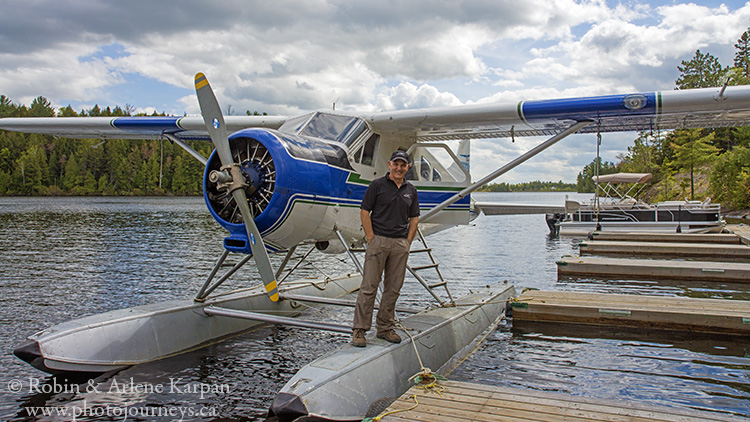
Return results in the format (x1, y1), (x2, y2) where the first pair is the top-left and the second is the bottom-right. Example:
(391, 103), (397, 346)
(194, 73), (279, 302)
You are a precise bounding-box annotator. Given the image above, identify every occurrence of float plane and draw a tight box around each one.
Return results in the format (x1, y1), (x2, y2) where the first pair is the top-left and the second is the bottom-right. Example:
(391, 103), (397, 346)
(2, 75), (750, 421)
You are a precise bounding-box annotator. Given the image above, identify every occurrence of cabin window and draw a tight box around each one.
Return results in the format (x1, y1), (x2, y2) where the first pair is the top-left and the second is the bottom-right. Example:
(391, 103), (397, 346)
(361, 133), (379, 166)
(419, 157), (432, 180)
(405, 143), (468, 184)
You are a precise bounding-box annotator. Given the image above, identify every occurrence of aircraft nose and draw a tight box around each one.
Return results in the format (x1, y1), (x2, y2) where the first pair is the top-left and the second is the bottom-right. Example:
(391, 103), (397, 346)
(14, 340), (47, 372)
(267, 392), (308, 422)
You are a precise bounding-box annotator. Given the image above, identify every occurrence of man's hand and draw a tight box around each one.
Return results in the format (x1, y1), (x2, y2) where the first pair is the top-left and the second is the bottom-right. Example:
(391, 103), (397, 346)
(407, 216), (419, 243)
(361, 208), (375, 243)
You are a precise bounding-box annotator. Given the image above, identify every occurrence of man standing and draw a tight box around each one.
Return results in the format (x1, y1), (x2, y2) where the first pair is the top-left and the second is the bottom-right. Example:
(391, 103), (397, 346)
(352, 150), (420, 347)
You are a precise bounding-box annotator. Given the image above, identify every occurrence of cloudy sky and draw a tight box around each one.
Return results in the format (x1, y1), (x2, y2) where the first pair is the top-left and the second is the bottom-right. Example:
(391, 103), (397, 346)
(1, 0), (749, 183)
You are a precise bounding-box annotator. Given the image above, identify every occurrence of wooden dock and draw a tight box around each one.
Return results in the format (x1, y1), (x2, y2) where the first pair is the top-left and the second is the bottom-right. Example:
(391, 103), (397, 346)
(588, 231), (742, 244)
(379, 380), (738, 421)
(510, 290), (750, 335)
(556, 256), (750, 281)
(728, 224), (750, 245)
(579, 240), (750, 261)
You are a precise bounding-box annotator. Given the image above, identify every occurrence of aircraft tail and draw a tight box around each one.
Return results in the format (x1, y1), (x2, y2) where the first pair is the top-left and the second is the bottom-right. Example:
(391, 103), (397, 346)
(446, 140), (471, 182)
(457, 139), (470, 173)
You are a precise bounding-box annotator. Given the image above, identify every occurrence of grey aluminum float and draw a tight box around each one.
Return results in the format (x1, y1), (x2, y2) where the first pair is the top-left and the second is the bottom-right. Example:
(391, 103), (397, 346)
(267, 283), (516, 422)
(14, 275), (362, 374)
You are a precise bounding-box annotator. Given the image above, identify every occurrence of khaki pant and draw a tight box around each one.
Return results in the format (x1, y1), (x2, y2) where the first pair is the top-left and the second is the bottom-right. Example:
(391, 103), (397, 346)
(353, 235), (410, 332)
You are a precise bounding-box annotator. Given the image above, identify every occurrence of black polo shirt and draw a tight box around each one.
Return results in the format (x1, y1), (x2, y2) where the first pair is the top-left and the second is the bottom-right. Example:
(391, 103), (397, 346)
(361, 173), (420, 238)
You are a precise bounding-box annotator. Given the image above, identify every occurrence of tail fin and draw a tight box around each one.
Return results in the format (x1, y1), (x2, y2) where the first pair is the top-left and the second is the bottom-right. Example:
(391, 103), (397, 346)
(457, 140), (470, 173)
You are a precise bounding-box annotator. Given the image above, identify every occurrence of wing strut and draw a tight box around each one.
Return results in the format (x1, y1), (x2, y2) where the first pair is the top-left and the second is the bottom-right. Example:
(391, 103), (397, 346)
(420, 120), (592, 224)
(162, 133), (208, 165)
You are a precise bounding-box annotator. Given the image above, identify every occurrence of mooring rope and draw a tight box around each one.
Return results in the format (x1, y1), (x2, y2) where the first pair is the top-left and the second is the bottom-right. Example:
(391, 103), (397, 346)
(397, 323), (447, 395)
(362, 394), (419, 422)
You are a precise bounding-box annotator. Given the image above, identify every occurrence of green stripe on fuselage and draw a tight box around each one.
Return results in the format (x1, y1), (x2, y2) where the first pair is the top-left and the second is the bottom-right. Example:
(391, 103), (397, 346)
(347, 173), (463, 191)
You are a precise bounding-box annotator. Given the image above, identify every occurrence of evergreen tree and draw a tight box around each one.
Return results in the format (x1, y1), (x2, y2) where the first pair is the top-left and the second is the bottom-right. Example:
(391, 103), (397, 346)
(88, 105), (102, 117)
(735, 27), (750, 78)
(667, 129), (720, 200)
(59, 105), (78, 117)
(0, 147), (11, 194)
(29, 96), (55, 117)
(0, 147), (10, 173)
(710, 146), (750, 209)
(676, 50), (727, 89)
(616, 132), (666, 176)
(61, 153), (82, 191)
(576, 158), (618, 193)
(15, 144), (49, 194)
(734, 126), (750, 149)
(0, 95), (17, 117)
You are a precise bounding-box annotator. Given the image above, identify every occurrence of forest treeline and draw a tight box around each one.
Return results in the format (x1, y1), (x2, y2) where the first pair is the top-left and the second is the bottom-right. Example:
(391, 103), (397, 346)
(0, 97), (267, 196)
(478, 180), (576, 192)
(576, 28), (750, 210)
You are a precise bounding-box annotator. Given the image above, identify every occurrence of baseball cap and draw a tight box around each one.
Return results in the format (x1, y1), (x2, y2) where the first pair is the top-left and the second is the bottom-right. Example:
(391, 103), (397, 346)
(390, 150), (410, 164)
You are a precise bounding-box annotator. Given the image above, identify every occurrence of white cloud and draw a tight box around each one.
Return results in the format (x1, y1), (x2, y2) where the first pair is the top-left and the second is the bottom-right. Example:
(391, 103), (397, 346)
(2, 0), (750, 182)
(375, 82), (462, 110)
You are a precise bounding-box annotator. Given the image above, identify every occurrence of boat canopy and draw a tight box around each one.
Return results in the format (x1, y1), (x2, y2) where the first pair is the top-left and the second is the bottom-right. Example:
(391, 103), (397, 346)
(593, 172), (652, 184)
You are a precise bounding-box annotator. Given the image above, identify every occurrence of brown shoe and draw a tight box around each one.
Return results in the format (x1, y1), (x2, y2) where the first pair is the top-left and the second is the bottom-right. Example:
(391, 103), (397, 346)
(352, 329), (366, 347)
(376, 330), (401, 344)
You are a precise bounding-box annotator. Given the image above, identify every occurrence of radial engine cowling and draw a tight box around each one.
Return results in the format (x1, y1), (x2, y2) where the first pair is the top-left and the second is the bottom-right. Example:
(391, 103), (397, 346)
(203, 129), (332, 254)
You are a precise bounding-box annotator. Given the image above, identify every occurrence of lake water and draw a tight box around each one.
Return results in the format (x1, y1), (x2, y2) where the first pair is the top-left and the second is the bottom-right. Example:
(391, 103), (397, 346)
(1, 193), (748, 421)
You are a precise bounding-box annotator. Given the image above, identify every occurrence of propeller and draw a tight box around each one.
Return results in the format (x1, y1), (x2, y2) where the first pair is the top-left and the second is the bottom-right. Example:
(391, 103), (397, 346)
(194, 73), (279, 302)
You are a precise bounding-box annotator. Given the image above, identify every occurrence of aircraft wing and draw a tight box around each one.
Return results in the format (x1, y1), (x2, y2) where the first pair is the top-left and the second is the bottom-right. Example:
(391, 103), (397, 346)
(0, 115), (286, 140)
(366, 85), (750, 141)
(2, 85), (750, 142)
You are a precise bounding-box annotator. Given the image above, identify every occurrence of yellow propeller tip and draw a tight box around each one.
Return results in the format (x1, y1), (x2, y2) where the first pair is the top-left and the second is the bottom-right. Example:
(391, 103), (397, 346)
(194, 73), (209, 90)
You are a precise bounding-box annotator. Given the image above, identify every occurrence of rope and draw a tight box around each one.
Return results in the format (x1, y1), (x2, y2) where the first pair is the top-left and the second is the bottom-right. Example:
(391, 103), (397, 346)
(408, 372), (446, 394)
(396, 323), (447, 396)
(362, 394), (419, 422)
(367, 325), (448, 421)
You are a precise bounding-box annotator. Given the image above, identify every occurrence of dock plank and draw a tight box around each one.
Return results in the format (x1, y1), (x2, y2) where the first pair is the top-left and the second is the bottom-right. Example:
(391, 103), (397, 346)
(728, 224), (750, 245)
(579, 240), (750, 261)
(380, 380), (737, 421)
(556, 256), (750, 281)
(589, 232), (741, 244)
(511, 290), (750, 335)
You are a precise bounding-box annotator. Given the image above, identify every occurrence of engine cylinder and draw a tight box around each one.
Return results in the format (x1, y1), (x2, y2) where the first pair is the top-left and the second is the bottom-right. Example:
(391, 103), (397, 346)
(203, 129), (333, 253)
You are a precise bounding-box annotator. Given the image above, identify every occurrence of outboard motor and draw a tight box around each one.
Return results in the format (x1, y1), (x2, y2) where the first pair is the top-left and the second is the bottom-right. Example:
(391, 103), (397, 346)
(546, 212), (563, 236)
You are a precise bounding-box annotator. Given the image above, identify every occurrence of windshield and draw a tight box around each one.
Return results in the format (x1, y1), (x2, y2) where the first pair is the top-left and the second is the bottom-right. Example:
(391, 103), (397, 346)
(299, 113), (366, 146)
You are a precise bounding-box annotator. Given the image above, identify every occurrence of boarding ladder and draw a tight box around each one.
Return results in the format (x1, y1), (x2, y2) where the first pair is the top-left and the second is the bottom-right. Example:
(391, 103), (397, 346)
(407, 229), (454, 306)
(335, 229), (454, 307)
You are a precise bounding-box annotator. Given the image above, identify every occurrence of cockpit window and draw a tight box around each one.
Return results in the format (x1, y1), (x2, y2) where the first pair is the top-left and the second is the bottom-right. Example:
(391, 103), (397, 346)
(297, 113), (367, 146)
(360, 133), (379, 166)
(279, 114), (312, 134)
